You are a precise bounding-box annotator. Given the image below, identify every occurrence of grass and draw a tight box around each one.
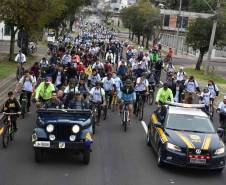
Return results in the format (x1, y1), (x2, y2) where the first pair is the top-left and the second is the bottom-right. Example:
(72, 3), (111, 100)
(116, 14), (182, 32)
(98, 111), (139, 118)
(184, 67), (226, 84)
(0, 54), (37, 80)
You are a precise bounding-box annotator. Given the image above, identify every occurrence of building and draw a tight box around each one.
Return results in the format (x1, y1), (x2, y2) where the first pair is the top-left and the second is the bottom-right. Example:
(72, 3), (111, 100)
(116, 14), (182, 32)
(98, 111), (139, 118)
(110, 0), (136, 12)
(160, 9), (213, 33)
(0, 21), (18, 41)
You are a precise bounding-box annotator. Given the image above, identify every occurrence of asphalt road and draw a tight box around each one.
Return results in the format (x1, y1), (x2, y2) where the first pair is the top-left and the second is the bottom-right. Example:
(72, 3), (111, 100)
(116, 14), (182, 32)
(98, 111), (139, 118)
(0, 101), (225, 185)
(0, 14), (225, 185)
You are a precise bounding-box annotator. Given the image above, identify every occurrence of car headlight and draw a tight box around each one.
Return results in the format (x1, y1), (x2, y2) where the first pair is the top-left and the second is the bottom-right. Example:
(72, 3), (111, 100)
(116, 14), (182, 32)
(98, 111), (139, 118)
(46, 124), (54, 133)
(72, 125), (80, 134)
(167, 142), (182, 152)
(214, 147), (225, 155)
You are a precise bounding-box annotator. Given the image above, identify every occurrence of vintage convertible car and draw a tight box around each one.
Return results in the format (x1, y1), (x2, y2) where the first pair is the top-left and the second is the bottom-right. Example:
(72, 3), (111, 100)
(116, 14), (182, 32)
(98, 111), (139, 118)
(147, 102), (225, 172)
(32, 108), (93, 164)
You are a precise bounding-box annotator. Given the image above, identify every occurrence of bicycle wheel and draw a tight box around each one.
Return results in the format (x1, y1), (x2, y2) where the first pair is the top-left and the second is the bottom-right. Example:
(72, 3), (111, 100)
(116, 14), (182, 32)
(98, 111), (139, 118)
(92, 117), (96, 135)
(21, 100), (27, 119)
(209, 104), (214, 119)
(138, 101), (144, 121)
(103, 106), (107, 120)
(148, 92), (154, 105)
(122, 111), (127, 132)
(2, 127), (9, 148)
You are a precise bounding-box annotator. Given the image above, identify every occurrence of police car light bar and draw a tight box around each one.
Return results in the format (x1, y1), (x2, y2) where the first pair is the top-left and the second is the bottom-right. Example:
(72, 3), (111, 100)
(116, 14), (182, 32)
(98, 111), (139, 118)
(166, 101), (205, 109)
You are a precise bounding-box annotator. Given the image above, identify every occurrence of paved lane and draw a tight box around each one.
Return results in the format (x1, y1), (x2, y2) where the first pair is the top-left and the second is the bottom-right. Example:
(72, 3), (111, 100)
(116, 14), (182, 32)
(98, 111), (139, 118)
(0, 102), (225, 185)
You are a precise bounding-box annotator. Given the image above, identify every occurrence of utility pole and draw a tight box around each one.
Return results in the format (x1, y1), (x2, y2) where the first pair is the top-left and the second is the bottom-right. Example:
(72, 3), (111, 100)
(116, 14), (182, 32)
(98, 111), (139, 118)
(175, 0), (182, 55)
(204, 0), (220, 74)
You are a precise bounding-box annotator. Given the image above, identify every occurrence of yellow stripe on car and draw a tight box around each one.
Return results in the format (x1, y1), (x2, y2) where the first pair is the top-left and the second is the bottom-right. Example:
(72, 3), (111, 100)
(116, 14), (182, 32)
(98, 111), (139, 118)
(156, 128), (168, 143)
(177, 132), (195, 149)
(151, 114), (158, 124)
(202, 135), (212, 150)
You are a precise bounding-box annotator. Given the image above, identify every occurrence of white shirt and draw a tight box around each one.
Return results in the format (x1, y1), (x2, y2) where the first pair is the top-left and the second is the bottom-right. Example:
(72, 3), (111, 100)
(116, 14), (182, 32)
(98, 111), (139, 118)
(55, 72), (62, 86)
(15, 53), (26, 63)
(176, 71), (186, 81)
(92, 63), (104, 70)
(207, 84), (218, 97)
(102, 77), (115, 91)
(200, 92), (212, 105)
(19, 75), (35, 92)
(88, 74), (101, 86)
(64, 86), (77, 94)
(62, 54), (71, 65)
(218, 102), (226, 113)
(89, 87), (105, 102)
(40, 59), (49, 68)
(113, 77), (122, 91)
(184, 80), (199, 93)
(135, 78), (149, 92)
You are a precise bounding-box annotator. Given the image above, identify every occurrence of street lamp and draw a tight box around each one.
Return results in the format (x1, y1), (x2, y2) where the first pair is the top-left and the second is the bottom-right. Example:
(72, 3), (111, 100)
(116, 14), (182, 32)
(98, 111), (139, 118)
(175, 0), (182, 55)
(204, 0), (220, 74)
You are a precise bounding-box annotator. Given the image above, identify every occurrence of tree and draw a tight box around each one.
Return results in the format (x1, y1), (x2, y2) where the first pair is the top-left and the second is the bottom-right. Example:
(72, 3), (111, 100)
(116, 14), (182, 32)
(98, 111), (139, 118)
(120, 1), (161, 48)
(0, 0), (65, 60)
(186, 17), (226, 70)
(189, 0), (216, 13)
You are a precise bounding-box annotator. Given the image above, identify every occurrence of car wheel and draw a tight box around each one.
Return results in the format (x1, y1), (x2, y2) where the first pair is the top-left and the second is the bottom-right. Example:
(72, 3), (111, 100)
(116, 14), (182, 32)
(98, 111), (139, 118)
(157, 147), (164, 167)
(83, 150), (90, 165)
(35, 149), (44, 163)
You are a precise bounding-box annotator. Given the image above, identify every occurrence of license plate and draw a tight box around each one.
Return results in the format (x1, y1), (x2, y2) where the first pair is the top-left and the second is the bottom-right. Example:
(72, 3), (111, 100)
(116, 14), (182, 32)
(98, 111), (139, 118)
(59, 142), (65, 149)
(190, 158), (206, 164)
(34, 141), (50, 148)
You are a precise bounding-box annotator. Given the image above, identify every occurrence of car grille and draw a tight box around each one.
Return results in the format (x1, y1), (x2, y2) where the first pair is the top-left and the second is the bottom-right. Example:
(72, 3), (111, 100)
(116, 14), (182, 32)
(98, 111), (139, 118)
(54, 123), (72, 141)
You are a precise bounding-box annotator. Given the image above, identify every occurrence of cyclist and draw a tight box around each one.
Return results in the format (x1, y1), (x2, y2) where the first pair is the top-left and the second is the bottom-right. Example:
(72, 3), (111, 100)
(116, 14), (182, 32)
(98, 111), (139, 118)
(52, 64), (66, 90)
(68, 91), (89, 109)
(45, 91), (64, 109)
(88, 69), (101, 88)
(155, 82), (174, 105)
(166, 47), (173, 62)
(176, 66), (186, 82)
(150, 49), (159, 70)
(119, 79), (136, 124)
(35, 77), (55, 103)
(102, 73), (116, 108)
(62, 51), (72, 66)
(89, 81), (106, 125)
(207, 80), (219, 101)
(15, 69), (35, 112)
(15, 50), (26, 64)
(184, 76), (200, 93)
(134, 73), (149, 113)
(217, 96), (226, 129)
(2, 91), (21, 132)
(199, 88), (213, 113)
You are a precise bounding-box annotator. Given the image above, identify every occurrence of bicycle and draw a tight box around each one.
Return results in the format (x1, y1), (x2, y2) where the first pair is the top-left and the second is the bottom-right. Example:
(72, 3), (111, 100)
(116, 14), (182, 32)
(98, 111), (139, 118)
(135, 92), (145, 121)
(146, 85), (155, 105)
(103, 92), (111, 120)
(111, 91), (118, 112)
(120, 102), (130, 132)
(2, 112), (20, 148)
(90, 101), (100, 134)
(20, 92), (28, 119)
(16, 63), (24, 81)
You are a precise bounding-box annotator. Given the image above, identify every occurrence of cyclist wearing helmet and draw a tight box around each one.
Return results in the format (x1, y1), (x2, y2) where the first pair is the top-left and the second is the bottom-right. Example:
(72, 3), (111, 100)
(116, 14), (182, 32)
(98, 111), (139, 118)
(156, 82), (174, 105)
(119, 79), (136, 123)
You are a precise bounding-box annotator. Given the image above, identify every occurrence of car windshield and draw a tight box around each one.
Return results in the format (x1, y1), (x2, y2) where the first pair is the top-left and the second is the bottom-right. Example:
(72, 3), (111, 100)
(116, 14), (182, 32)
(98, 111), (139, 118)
(166, 114), (215, 133)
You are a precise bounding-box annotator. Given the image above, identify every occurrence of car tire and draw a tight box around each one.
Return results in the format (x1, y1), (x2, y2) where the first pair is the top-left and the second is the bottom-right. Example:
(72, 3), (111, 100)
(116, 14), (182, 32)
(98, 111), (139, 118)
(157, 147), (164, 167)
(83, 150), (90, 165)
(35, 149), (44, 163)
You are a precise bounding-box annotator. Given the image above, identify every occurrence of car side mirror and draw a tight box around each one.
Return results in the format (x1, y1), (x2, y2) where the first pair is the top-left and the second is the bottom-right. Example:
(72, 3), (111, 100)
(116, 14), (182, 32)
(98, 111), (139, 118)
(217, 128), (224, 138)
(155, 122), (162, 128)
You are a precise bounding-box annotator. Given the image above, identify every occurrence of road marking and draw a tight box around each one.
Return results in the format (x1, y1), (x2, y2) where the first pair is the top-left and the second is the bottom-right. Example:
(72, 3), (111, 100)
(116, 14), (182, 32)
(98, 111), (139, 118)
(141, 121), (148, 134)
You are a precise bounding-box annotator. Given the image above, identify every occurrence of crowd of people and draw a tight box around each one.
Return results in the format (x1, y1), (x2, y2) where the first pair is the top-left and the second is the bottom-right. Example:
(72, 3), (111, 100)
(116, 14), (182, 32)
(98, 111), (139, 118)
(2, 20), (226, 133)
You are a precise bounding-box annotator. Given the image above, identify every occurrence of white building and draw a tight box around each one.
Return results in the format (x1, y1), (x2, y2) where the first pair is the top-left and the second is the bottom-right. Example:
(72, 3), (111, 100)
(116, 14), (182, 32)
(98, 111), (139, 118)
(110, 0), (136, 12)
(0, 21), (18, 41)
